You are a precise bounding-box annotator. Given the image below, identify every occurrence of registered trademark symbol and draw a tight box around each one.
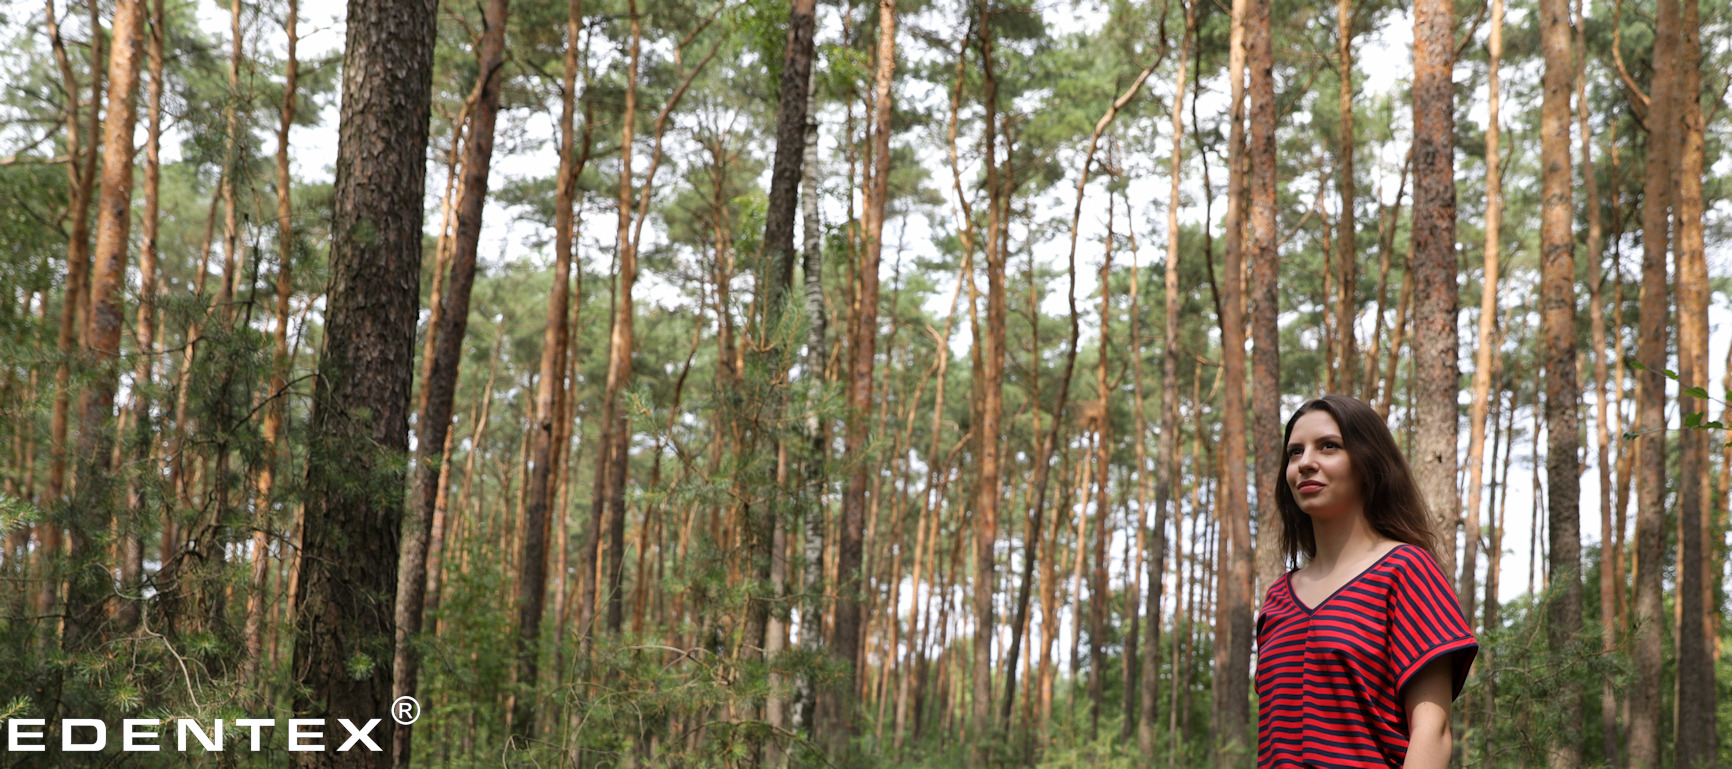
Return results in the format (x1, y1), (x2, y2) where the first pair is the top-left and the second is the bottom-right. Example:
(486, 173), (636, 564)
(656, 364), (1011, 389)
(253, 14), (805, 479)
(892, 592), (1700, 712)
(392, 695), (421, 725)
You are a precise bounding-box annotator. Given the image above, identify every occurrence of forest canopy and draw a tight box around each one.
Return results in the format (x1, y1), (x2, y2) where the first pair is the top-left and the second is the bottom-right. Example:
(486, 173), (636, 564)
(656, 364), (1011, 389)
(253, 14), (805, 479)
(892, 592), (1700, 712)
(0, 0), (1728, 765)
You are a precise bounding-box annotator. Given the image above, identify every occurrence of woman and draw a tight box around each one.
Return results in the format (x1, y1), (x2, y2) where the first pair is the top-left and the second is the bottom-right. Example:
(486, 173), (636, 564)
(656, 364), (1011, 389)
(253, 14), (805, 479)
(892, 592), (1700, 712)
(1255, 394), (1477, 769)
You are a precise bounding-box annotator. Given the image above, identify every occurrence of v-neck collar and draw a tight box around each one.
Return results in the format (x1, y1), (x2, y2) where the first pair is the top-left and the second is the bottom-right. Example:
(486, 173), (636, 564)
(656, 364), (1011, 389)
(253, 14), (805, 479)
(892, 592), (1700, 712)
(1285, 544), (1406, 614)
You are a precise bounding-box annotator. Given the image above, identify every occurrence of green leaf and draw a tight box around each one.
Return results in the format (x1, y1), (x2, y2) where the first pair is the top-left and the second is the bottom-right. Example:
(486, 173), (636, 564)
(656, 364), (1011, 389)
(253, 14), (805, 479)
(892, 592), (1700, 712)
(1626, 357), (1647, 371)
(1664, 369), (1680, 380)
(1707, 421), (1725, 429)
(1623, 432), (1641, 441)
(1685, 412), (1702, 428)
(1684, 386), (1710, 399)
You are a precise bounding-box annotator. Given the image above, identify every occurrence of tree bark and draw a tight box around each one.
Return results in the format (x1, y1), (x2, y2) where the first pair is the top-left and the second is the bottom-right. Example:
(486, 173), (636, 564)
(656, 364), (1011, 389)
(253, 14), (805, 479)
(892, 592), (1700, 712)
(119, 0), (167, 633)
(1459, 0), (1501, 627)
(1628, 0), (1681, 757)
(580, 2), (641, 641)
(1537, 0), (1584, 759)
(1332, 0), (1356, 396)
(1573, 0), (1618, 755)
(824, 0), (894, 745)
(1246, 0), (1280, 623)
(65, 0), (145, 651)
(971, 0), (1007, 750)
(1411, 0), (1460, 579)
(1088, 200), (1115, 739)
(39, 0), (103, 624)
(290, 0), (438, 763)
(742, 0), (817, 697)
(1212, 0), (1251, 756)
(395, 0), (508, 754)
(1672, 0), (1714, 759)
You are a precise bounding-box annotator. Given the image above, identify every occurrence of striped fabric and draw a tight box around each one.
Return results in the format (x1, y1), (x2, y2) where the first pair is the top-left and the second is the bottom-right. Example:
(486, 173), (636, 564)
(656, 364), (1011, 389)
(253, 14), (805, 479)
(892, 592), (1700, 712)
(1254, 544), (1478, 768)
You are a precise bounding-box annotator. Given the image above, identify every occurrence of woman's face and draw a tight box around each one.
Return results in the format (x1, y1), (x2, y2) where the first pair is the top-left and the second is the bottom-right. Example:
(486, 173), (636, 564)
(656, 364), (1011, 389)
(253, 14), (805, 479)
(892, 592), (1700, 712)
(1285, 410), (1364, 520)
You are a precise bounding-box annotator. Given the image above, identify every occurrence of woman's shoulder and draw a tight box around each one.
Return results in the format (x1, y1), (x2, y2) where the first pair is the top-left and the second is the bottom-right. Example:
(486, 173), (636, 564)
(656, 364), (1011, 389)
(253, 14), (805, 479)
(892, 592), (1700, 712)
(1381, 542), (1458, 594)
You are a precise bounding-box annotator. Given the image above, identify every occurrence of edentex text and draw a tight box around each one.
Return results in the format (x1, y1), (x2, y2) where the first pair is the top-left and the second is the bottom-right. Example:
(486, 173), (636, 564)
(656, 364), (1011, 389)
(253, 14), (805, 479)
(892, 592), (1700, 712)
(4, 718), (384, 752)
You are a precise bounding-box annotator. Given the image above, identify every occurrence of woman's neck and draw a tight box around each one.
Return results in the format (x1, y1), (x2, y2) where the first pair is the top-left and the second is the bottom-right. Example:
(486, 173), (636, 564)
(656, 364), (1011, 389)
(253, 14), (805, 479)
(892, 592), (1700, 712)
(1307, 510), (1391, 573)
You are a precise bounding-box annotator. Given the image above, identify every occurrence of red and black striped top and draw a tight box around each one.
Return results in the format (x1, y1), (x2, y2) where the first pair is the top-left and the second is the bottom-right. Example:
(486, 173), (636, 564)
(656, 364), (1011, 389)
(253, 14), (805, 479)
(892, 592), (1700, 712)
(1254, 543), (1477, 768)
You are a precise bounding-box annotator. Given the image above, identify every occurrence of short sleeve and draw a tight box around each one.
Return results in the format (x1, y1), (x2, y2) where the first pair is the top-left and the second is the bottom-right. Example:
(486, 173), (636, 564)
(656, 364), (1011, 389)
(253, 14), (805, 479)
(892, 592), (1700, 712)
(1387, 547), (1478, 700)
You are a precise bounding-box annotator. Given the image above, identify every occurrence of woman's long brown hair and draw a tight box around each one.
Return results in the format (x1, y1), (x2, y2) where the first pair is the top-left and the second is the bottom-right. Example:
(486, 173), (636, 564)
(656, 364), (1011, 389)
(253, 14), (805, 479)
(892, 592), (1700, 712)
(1275, 394), (1442, 570)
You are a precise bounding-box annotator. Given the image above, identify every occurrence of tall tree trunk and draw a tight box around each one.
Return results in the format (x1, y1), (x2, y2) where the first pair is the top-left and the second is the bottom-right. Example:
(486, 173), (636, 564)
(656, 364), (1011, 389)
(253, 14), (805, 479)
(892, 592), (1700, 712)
(1672, 0), (1714, 759)
(742, 0), (818, 693)
(119, 0), (167, 633)
(971, 0), (1007, 750)
(39, 0), (103, 624)
(1332, 0), (1356, 396)
(1212, 0), (1251, 756)
(581, 2), (640, 640)
(1140, 5), (1190, 751)
(825, 0), (894, 745)
(1573, 0), (1618, 755)
(244, 0), (299, 688)
(1459, 0), (1501, 625)
(218, 0), (244, 314)
(1088, 200), (1115, 739)
(1411, 0), (1460, 579)
(396, 0), (508, 754)
(1628, 0), (1681, 756)
(290, 0), (438, 762)
(65, 0), (145, 650)
(1538, 0), (1584, 759)
(1246, 0), (1280, 624)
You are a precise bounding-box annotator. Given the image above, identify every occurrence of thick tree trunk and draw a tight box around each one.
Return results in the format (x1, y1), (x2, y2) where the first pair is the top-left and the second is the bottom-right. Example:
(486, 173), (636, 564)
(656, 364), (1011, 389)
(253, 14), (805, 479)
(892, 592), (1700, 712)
(395, 0), (508, 754)
(1672, 0), (1714, 759)
(824, 0), (894, 745)
(1537, 0), (1584, 761)
(1628, 0), (1680, 757)
(1459, 0), (1501, 626)
(290, 0), (438, 763)
(1411, 0), (1460, 578)
(65, 0), (145, 651)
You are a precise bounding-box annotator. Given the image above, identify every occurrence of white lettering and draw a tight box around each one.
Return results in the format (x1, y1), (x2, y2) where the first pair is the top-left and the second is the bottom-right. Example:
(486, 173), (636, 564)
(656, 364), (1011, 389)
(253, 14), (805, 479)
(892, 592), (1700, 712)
(124, 719), (161, 752)
(235, 719), (274, 751)
(336, 719), (381, 752)
(62, 719), (105, 752)
(177, 719), (223, 751)
(287, 719), (324, 752)
(7, 719), (45, 752)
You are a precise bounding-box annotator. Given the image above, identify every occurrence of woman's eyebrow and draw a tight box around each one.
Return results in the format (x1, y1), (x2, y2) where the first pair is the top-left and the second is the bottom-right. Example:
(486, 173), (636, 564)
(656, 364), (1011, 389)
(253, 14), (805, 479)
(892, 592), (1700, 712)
(1287, 434), (1344, 448)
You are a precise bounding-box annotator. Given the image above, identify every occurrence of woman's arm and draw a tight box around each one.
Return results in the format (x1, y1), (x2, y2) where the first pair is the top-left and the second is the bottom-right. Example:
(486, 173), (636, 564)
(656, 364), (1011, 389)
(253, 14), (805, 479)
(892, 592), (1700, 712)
(1402, 657), (1455, 769)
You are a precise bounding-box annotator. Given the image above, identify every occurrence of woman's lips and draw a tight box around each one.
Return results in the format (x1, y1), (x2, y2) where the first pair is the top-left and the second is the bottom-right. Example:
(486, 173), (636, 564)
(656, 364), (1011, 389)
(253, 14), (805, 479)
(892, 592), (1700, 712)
(1297, 481), (1325, 492)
